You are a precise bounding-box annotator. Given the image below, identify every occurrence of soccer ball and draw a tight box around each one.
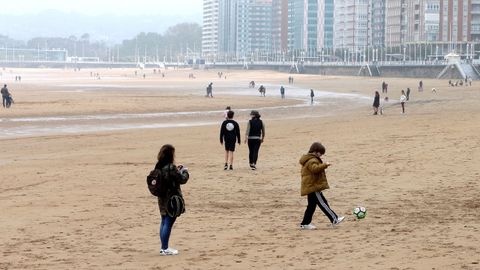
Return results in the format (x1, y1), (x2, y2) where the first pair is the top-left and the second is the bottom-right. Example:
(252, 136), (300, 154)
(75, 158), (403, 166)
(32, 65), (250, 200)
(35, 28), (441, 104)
(226, 123), (235, 131)
(353, 206), (367, 219)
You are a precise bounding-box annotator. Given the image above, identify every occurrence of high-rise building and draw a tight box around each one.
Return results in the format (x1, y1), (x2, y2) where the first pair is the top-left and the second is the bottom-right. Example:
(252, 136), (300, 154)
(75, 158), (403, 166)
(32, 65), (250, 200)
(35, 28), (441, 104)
(288, 0), (334, 55)
(471, 1), (480, 41)
(218, 0), (238, 54)
(248, 0), (274, 55)
(404, 0), (439, 42)
(272, 0), (289, 53)
(321, 0), (335, 48)
(202, 0), (220, 57)
(202, 0), (280, 58)
(385, 0), (407, 46)
(287, 0), (306, 52)
(371, 0), (385, 47)
(424, 0), (440, 41)
(439, 0), (471, 42)
(236, 0), (251, 57)
(334, 0), (370, 50)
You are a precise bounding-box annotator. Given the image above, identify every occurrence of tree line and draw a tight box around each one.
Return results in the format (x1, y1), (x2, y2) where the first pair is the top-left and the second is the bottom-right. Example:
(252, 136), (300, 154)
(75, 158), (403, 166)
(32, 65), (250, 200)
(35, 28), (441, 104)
(0, 23), (201, 62)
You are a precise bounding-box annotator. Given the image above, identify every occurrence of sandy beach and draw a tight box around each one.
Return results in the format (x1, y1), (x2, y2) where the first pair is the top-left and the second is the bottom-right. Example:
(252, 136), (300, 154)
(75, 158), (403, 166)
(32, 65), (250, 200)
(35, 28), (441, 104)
(1, 68), (479, 270)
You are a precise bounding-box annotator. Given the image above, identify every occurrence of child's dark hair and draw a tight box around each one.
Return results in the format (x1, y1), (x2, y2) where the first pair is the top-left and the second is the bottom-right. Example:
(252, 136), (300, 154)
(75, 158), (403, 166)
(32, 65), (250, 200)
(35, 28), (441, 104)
(227, 110), (234, 118)
(308, 142), (326, 154)
(157, 144), (175, 167)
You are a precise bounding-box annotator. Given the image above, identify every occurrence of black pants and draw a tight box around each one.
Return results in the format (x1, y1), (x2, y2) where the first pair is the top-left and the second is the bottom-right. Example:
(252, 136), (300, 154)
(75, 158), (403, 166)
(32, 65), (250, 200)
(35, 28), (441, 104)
(301, 192), (338, 225)
(2, 96), (7, 108)
(247, 139), (261, 165)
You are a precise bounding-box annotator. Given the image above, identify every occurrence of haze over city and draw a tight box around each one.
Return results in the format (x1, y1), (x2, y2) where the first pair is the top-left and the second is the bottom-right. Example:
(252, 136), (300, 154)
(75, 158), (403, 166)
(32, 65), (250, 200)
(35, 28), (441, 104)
(0, 0), (202, 42)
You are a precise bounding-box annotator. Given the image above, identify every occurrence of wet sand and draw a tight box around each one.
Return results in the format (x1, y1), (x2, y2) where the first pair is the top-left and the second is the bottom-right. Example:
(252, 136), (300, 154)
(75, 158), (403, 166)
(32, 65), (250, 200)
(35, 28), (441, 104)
(1, 68), (479, 269)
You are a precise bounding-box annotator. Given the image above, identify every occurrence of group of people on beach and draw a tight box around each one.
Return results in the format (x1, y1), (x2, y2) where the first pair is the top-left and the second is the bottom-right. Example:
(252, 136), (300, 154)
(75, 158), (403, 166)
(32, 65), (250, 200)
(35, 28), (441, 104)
(374, 80), (430, 115)
(449, 76), (473, 87)
(153, 138), (343, 255)
(220, 108), (265, 171)
(154, 104), (345, 255)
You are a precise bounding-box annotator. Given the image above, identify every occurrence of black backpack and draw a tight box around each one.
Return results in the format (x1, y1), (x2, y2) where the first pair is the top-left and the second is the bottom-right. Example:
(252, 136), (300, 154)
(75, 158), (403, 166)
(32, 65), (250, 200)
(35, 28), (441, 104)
(146, 169), (163, 197)
(147, 166), (186, 217)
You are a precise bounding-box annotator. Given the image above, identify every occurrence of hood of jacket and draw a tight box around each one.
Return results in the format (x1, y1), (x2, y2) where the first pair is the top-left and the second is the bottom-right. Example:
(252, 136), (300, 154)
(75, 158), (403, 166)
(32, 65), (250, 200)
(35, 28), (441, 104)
(299, 153), (319, 165)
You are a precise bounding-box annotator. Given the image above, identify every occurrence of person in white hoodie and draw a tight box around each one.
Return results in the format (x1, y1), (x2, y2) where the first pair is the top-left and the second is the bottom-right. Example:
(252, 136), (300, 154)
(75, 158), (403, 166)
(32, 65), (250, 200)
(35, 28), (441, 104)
(400, 90), (407, 114)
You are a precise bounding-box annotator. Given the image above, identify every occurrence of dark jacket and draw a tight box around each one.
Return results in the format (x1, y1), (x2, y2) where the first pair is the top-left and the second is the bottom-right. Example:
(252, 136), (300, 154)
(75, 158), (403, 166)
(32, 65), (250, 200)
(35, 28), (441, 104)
(373, 95), (380, 107)
(1, 87), (9, 97)
(246, 118), (265, 140)
(220, 119), (241, 144)
(299, 154), (329, 196)
(155, 163), (189, 215)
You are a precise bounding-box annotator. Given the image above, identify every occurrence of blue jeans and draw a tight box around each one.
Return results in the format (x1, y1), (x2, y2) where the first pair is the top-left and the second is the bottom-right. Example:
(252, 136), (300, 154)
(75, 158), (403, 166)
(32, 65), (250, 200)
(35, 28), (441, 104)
(160, 215), (176, 250)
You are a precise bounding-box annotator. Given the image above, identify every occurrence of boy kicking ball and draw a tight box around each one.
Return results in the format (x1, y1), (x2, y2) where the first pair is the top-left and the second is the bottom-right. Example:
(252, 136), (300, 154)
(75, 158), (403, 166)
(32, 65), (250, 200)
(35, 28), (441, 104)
(299, 142), (344, 229)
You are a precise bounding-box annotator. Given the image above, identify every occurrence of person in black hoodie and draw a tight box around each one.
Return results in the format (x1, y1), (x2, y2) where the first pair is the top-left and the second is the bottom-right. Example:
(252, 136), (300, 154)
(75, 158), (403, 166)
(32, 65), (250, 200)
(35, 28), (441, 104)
(245, 110), (265, 170)
(154, 144), (189, 256)
(220, 110), (241, 170)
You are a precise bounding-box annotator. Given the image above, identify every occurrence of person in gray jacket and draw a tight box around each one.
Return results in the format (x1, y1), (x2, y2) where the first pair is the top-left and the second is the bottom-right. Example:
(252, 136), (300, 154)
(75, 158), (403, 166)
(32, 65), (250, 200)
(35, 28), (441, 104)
(1, 84), (10, 108)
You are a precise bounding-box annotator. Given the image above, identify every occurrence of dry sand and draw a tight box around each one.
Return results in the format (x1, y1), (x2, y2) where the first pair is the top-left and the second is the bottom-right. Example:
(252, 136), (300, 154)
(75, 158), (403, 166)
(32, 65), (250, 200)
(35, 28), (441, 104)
(1, 68), (479, 270)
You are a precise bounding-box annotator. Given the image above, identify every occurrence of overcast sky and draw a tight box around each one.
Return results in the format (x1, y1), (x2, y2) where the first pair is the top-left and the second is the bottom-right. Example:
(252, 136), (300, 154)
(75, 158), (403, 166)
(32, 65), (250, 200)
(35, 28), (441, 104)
(0, 0), (203, 16)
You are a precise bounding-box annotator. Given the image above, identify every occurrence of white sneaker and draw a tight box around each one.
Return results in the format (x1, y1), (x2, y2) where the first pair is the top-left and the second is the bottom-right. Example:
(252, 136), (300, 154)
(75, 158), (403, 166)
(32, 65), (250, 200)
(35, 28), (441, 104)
(332, 216), (345, 226)
(160, 248), (179, 256)
(300, 224), (316, 230)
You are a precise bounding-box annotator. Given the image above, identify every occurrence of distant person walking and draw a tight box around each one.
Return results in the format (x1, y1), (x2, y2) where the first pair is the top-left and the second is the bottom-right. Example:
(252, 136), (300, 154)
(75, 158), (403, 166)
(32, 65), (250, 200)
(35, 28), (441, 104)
(406, 88), (411, 101)
(206, 83), (213, 98)
(280, 86), (285, 99)
(245, 110), (265, 170)
(382, 81), (386, 93)
(154, 144), (189, 256)
(373, 91), (380, 115)
(310, 89), (315, 105)
(223, 106), (231, 119)
(299, 142), (345, 230)
(220, 110), (241, 170)
(1, 84), (10, 108)
(400, 90), (407, 114)
(258, 85), (266, 97)
(418, 80), (423, 92)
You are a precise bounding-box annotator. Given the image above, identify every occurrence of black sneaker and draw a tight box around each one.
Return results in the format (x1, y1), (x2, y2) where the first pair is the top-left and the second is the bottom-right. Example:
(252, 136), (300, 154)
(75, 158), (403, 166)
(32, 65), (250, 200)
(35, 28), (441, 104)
(229, 165), (233, 170)
(224, 164), (228, 170)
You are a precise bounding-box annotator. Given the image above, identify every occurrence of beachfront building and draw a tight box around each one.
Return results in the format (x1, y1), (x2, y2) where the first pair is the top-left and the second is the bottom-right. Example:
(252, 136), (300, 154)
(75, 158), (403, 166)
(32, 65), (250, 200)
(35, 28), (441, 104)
(322, 0), (335, 49)
(202, 0), (278, 60)
(439, 0), (471, 42)
(218, 0), (238, 55)
(334, 0), (370, 53)
(472, 1), (480, 41)
(371, 0), (385, 47)
(287, 0), (334, 58)
(202, 0), (220, 58)
(425, 0), (441, 41)
(385, 0), (407, 47)
(248, 0), (274, 57)
(402, 0), (440, 42)
(272, 0), (289, 54)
